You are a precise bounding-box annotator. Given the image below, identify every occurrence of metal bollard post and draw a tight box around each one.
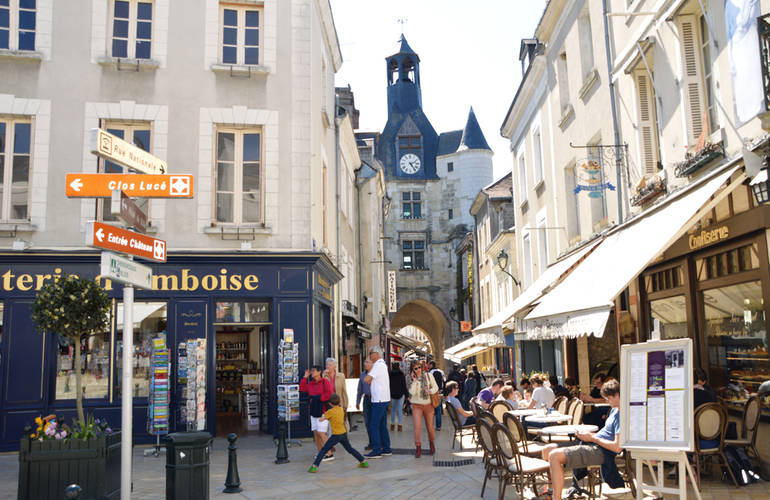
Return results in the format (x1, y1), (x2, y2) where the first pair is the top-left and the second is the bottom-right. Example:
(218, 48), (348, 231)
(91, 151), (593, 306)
(223, 433), (242, 493)
(275, 419), (289, 464)
(64, 484), (82, 499)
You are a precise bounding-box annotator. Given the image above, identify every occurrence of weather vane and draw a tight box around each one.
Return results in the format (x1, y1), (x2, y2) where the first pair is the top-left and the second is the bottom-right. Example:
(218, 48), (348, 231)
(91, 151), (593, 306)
(397, 17), (407, 35)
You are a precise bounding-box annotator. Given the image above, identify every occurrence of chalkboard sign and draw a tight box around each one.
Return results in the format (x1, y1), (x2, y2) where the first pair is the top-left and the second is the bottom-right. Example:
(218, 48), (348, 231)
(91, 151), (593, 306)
(619, 338), (694, 452)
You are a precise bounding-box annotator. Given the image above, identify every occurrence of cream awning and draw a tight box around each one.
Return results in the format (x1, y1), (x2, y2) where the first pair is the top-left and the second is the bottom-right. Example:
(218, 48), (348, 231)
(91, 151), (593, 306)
(524, 163), (743, 339)
(444, 332), (505, 363)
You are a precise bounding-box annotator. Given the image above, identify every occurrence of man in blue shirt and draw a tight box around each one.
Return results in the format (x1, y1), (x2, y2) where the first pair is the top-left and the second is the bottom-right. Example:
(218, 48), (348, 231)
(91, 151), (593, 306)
(356, 359), (373, 450)
(541, 379), (624, 499)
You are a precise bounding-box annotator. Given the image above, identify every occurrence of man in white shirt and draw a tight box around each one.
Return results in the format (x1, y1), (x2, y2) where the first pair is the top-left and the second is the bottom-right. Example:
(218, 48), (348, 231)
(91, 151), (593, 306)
(363, 346), (391, 458)
(528, 375), (555, 409)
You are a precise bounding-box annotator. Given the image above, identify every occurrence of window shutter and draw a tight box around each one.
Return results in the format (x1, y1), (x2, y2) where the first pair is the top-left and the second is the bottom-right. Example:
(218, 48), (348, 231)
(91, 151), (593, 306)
(678, 15), (706, 147)
(635, 72), (659, 175)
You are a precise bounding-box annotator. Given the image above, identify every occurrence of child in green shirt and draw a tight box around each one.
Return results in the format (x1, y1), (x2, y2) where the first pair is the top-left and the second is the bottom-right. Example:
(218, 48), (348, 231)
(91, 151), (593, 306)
(308, 393), (369, 472)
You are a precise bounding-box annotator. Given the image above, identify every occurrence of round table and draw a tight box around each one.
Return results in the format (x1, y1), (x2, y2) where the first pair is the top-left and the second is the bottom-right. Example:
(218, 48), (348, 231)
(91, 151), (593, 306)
(537, 424), (599, 436)
(525, 414), (572, 425)
(506, 409), (545, 418)
(583, 402), (610, 408)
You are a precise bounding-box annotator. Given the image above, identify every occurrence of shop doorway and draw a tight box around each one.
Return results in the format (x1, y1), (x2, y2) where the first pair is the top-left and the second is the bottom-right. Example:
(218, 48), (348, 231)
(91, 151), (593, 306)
(214, 301), (271, 437)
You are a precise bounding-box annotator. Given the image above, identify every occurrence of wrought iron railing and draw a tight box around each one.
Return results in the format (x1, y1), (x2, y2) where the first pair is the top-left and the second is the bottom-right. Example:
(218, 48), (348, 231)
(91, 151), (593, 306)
(759, 14), (770, 111)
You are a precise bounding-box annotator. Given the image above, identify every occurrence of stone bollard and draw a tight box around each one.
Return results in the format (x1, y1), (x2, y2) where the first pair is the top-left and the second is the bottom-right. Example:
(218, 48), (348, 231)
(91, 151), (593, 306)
(275, 419), (289, 464)
(64, 484), (82, 499)
(223, 433), (242, 493)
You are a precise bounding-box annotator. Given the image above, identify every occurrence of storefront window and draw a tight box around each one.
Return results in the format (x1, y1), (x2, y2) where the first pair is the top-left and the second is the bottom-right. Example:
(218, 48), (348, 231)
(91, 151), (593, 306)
(649, 295), (688, 339)
(704, 280), (768, 408)
(115, 301), (167, 398)
(215, 301), (269, 323)
(55, 330), (111, 400)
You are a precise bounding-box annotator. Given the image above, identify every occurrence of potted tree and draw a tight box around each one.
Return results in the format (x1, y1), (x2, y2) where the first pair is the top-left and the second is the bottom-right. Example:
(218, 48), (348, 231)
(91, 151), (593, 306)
(18, 273), (121, 500)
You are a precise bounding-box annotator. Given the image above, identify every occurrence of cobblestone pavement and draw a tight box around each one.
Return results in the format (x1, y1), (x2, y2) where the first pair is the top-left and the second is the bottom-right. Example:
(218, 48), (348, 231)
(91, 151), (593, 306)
(2, 414), (770, 499)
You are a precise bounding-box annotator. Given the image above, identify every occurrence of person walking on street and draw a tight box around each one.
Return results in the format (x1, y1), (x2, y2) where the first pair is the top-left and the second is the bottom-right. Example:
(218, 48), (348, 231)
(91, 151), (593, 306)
(307, 393), (369, 473)
(428, 360), (445, 431)
(299, 366), (334, 460)
(447, 364), (465, 396)
(363, 346), (392, 459)
(408, 361), (439, 457)
(389, 362), (408, 432)
(356, 358), (373, 450)
(461, 368), (477, 409)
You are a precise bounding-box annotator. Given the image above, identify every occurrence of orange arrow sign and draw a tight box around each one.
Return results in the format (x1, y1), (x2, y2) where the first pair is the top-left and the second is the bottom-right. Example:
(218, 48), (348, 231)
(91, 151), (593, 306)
(86, 221), (167, 262)
(66, 174), (193, 198)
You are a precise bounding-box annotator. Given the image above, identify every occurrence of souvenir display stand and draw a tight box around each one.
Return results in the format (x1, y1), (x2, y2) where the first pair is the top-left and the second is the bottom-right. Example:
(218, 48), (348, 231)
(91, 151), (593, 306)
(619, 338), (700, 500)
(177, 338), (207, 431)
(145, 335), (170, 456)
(277, 329), (300, 446)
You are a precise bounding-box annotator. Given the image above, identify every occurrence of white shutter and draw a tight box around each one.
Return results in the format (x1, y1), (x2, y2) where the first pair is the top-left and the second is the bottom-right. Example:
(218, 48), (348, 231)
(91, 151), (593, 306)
(635, 71), (660, 175)
(678, 15), (706, 147)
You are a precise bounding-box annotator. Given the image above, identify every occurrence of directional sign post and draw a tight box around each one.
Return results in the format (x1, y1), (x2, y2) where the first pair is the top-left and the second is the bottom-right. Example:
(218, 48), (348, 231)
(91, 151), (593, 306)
(111, 190), (148, 233)
(100, 251), (153, 289)
(66, 173), (193, 198)
(86, 221), (166, 262)
(90, 128), (168, 175)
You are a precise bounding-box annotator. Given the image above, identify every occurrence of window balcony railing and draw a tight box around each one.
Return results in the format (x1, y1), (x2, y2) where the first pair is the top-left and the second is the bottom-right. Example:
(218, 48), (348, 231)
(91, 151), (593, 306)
(759, 14), (770, 112)
(674, 142), (725, 178)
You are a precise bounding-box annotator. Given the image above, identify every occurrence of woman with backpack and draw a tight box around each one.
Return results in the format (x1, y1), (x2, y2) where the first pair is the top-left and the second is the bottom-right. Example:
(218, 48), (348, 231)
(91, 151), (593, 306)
(389, 362), (408, 432)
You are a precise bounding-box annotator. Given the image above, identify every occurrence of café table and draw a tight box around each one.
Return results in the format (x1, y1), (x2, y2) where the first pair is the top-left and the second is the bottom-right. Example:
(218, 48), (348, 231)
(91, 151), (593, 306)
(525, 413), (572, 425)
(538, 424), (599, 437)
(506, 409), (545, 418)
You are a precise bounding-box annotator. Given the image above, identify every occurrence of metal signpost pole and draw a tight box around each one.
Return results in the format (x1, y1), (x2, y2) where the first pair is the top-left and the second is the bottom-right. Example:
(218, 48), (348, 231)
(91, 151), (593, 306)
(121, 282), (134, 500)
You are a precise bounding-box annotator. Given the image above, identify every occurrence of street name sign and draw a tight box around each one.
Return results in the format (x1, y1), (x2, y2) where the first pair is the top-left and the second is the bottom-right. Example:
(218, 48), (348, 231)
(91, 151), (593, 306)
(86, 221), (167, 262)
(66, 173), (193, 198)
(100, 251), (153, 289)
(111, 190), (148, 233)
(90, 128), (167, 175)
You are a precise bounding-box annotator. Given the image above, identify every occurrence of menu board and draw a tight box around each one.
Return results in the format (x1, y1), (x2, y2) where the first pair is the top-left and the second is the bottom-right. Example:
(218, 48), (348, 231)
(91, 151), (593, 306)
(619, 338), (694, 452)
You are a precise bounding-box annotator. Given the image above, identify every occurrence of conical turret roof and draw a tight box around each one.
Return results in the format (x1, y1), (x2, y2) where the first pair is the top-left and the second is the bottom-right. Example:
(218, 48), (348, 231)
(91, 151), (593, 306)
(393, 34), (419, 61)
(458, 107), (491, 151)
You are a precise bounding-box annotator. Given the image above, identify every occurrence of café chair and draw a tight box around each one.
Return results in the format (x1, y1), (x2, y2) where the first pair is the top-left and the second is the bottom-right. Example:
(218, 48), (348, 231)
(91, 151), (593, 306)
(476, 419), (499, 498)
(724, 395), (761, 460)
(692, 402), (737, 486)
(553, 395), (568, 414)
(445, 402), (475, 450)
(502, 412), (548, 457)
(493, 422), (550, 500)
(489, 400), (512, 422)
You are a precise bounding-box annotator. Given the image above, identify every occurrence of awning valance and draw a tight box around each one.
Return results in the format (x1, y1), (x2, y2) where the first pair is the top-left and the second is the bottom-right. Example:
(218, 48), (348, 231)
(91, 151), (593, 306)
(524, 163), (743, 338)
(525, 307), (612, 340)
(444, 332), (505, 363)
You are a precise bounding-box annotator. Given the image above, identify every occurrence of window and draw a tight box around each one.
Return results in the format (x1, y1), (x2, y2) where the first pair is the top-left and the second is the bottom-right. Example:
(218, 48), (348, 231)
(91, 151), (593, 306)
(110, 0), (152, 59)
(398, 135), (421, 157)
(98, 123), (151, 222)
(532, 129), (543, 185)
(56, 330), (111, 400)
(447, 162), (454, 172)
(115, 301), (167, 398)
(678, 14), (717, 146)
(537, 213), (549, 274)
(635, 71), (660, 175)
(587, 143), (606, 228)
(557, 51), (570, 113)
(699, 15), (718, 136)
(577, 10), (594, 80)
(521, 233), (532, 286)
(448, 208), (454, 220)
(649, 295), (688, 339)
(402, 191), (422, 219)
(0, 0), (35, 51)
(220, 4), (260, 66)
(215, 128), (262, 224)
(564, 165), (580, 240)
(517, 151), (527, 203)
(0, 118), (31, 221)
(402, 240), (425, 270)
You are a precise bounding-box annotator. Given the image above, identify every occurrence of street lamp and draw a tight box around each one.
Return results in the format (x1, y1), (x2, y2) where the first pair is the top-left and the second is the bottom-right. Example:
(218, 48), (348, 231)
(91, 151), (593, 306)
(496, 249), (521, 287)
(750, 167), (770, 205)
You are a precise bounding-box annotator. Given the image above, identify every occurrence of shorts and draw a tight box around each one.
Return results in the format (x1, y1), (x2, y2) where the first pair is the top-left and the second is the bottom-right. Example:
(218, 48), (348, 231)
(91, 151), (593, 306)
(310, 416), (329, 433)
(563, 443), (605, 470)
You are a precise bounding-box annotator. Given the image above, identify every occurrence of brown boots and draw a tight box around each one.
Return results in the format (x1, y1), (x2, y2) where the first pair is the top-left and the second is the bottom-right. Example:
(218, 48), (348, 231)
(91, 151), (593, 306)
(429, 441), (435, 455)
(390, 424), (395, 431)
(415, 444), (421, 458)
(397, 424), (403, 432)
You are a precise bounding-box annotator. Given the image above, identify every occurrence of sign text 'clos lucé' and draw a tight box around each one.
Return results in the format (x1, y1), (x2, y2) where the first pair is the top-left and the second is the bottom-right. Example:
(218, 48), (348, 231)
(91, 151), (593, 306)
(66, 173), (193, 198)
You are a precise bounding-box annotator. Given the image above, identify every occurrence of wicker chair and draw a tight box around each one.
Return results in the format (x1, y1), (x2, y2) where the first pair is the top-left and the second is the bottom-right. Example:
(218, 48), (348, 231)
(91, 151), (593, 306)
(493, 422), (550, 499)
(692, 402), (737, 486)
(724, 396), (761, 460)
(445, 401), (475, 450)
(502, 412), (548, 457)
(476, 419), (499, 498)
(570, 399), (584, 424)
(553, 395), (568, 414)
(489, 400), (513, 423)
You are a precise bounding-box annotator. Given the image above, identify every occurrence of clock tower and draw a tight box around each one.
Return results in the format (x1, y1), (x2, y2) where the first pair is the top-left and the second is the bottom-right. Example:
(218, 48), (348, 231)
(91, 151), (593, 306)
(376, 35), (438, 180)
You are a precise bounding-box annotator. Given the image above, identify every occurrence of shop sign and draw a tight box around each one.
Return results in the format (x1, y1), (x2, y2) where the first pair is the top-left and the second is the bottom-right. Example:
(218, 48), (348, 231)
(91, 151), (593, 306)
(688, 225), (729, 250)
(66, 173), (193, 198)
(111, 190), (147, 233)
(90, 128), (167, 175)
(574, 160), (616, 198)
(100, 251), (153, 289)
(387, 270), (397, 312)
(316, 275), (332, 302)
(86, 221), (166, 262)
(460, 321), (472, 333)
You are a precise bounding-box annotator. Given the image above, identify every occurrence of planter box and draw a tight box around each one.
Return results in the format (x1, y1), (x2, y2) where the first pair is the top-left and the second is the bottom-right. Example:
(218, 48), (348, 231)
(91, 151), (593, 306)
(18, 432), (121, 500)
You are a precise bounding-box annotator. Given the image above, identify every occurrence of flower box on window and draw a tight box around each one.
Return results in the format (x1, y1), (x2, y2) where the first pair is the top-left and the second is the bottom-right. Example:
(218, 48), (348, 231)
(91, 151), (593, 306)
(631, 175), (667, 207)
(674, 142), (725, 178)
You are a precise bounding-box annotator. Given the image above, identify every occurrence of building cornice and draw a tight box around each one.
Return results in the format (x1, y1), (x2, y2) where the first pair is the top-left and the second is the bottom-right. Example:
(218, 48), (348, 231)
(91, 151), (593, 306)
(500, 57), (547, 141)
(317, 0), (342, 71)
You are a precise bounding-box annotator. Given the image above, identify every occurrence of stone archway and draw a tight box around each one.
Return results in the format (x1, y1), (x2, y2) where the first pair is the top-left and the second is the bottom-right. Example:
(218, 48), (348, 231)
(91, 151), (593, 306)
(391, 299), (448, 369)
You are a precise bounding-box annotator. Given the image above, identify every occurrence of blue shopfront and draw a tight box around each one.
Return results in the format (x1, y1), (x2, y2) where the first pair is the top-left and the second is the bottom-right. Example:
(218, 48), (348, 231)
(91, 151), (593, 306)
(0, 251), (341, 451)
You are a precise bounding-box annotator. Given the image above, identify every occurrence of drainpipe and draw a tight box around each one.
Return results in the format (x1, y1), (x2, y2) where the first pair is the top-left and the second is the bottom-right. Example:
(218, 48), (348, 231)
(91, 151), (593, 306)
(355, 169), (364, 330)
(603, 0), (624, 224)
(335, 98), (343, 362)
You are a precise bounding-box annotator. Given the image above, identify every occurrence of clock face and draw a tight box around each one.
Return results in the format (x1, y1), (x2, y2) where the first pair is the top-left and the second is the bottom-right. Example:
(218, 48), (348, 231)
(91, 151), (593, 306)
(399, 153), (421, 174)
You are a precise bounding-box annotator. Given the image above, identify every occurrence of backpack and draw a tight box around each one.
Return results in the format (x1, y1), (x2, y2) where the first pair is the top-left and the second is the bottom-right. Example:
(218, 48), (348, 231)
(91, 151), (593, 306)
(431, 369), (444, 391)
(723, 446), (757, 485)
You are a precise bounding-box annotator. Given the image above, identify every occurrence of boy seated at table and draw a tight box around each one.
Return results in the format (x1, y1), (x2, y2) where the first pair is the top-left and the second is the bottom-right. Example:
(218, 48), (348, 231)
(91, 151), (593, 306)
(541, 379), (625, 499)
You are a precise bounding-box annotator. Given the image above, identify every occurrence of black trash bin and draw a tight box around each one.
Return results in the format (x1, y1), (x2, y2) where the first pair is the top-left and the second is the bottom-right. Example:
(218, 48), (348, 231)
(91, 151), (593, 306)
(164, 431), (213, 500)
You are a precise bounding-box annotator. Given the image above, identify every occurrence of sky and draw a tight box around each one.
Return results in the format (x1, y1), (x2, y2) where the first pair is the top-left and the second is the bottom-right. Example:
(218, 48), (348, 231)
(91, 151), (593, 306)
(330, 0), (546, 181)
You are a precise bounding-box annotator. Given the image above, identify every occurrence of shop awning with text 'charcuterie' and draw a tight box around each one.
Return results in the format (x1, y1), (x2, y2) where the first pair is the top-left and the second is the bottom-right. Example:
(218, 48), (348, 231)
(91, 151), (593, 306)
(524, 162), (744, 340)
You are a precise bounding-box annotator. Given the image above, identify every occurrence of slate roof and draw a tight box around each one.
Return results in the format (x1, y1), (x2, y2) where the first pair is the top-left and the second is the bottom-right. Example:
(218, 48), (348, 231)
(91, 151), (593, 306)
(396, 34), (419, 61)
(436, 130), (462, 156)
(483, 174), (513, 200)
(436, 108), (492, 156)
